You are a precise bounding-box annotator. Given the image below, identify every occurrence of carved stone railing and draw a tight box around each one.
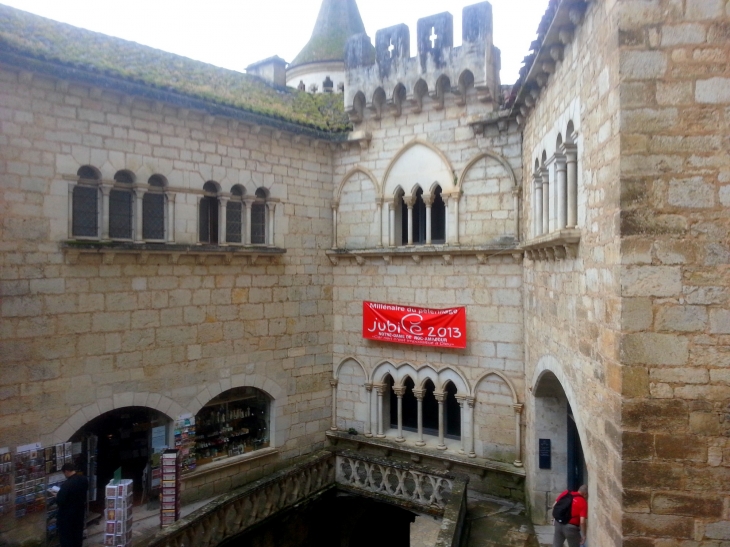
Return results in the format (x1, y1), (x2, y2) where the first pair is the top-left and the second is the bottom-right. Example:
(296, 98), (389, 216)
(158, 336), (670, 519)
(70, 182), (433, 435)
(140, 449), (468, 547)
(140, 451), (335, 547)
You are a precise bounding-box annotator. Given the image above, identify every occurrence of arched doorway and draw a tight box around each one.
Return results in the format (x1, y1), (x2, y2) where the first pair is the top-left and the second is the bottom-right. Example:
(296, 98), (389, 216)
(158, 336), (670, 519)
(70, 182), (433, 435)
(68, 407), (172, 511)
(532, 371), (587, 521)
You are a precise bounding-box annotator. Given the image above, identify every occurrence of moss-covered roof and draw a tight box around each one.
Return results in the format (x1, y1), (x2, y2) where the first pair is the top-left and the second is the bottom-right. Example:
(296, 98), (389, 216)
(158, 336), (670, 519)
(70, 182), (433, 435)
(291, 0), (372, 67)
(0, 4), (351, 133)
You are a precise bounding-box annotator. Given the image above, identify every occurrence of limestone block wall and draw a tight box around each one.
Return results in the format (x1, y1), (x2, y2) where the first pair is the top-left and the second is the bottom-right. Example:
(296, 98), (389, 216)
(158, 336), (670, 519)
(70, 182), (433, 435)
(521, 3), (623, 546)
(617, 0), (730, 543)
(0, 64), (335, 494)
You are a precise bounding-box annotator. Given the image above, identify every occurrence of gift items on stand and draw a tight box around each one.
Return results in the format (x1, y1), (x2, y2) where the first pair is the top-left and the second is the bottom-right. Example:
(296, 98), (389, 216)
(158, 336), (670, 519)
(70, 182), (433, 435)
(104, 479), (133, 547)
(159, 449), (180, 528)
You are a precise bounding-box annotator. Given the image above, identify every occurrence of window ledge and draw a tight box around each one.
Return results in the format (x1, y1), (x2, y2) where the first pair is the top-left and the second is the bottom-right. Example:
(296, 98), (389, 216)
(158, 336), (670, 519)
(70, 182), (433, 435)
(326, 430), (525, 477)
(325, 240), (521, 266)
(61, 241), (285, 265)
(520, 228), (581, 260)
(181, 447), (279, 481)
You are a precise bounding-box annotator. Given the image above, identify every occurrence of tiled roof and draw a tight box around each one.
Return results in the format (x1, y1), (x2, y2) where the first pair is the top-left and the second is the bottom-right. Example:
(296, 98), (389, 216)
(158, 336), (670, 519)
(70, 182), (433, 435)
(0, 4), (351, 133)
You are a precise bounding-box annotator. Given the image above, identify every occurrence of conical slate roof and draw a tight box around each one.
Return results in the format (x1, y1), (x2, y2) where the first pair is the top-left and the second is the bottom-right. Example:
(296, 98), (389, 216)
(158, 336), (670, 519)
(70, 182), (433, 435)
(290, 0), (371, 67)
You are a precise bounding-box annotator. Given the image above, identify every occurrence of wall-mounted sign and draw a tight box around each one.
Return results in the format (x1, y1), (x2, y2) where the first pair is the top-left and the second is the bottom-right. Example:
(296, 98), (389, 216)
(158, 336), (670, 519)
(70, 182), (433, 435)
(362, 301), (467, 349)
(539, 438), (551, 469)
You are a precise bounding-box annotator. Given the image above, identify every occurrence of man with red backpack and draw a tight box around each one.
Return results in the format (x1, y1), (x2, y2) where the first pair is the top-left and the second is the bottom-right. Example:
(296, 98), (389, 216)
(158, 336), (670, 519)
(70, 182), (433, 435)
(552, 484), (588, 547)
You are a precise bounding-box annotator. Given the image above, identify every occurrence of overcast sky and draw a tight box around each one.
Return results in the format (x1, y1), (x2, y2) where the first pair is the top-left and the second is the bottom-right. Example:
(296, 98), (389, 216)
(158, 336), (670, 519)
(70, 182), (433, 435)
(1, 0), (547, 84)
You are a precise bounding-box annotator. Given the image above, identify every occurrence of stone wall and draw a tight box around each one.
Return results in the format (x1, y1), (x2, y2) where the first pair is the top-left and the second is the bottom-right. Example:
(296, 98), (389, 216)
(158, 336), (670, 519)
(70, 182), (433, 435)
(617, 0), (730, 543)
(0, 63), (335, 507)
(521, 3), (624, 547)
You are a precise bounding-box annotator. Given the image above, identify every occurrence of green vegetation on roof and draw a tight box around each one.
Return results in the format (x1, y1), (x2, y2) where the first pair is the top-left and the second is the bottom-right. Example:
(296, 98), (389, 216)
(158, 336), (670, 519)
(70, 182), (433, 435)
(0, 4), (351, 132)
(291, 0), (373, 67)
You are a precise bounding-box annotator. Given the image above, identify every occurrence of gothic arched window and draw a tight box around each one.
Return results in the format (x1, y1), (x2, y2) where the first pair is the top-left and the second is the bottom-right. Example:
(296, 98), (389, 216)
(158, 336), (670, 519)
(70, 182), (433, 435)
(431, 185), (446, 243)
(199, 181), (220, 244)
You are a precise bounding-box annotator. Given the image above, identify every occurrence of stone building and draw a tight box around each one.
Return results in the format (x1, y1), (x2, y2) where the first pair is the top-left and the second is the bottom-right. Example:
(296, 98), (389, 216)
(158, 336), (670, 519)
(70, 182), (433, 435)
(0, 0), (728, 546)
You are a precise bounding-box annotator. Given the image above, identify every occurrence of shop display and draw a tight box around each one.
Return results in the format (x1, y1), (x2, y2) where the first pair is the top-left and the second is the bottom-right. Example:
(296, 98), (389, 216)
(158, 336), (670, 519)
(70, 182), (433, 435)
(193, 388), (270, 467)
(104, 479), (133, 547)
(13, 449), (45, 518)
(159, 450), (180, 527)
(173, 416), (196, 473)
(0, 449), (12, 516)
(45, 472), (65, 547)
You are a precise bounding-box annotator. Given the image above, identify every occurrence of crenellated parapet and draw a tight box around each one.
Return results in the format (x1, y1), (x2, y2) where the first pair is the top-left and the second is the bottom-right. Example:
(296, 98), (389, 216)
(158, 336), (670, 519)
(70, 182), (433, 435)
(344, 2), (501, 123)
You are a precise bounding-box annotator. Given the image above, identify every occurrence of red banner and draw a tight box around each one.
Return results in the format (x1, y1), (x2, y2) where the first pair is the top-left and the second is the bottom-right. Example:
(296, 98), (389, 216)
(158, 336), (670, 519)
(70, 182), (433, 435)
(362, 301), (467, 349)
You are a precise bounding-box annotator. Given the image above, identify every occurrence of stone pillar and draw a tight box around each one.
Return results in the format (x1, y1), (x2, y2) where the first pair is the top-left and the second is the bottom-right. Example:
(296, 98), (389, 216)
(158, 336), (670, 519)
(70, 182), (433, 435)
(100, 184), (112, 241)
(541, 167), (550, 235)
(219, 196), (229, 245)
(423, 194), (433, 245)
(376, 199), (383, 247)
(413, 389), (425, 446)
(364, 383), (373, 437)
(404, 196), (414, 246)
(267, 202), (276, 246)
(451, 191), (460, 245)
(467, 396), (476, 458)
(444, 195), (450, 245)
(564, 144), (578, 228)
(555, 154), (567, 230)
(534, 174), (543, 236)
(435, 391), (447, 450)
(329, 379), (339, 431)
(513, 403), (524, 467)
(393, 386), (406, 442)
(512, 187), (521, 240)
(134, 186), (145, 242)
(244, 199), (253, 245)
(375, 384), (386, 437)
(331, 202), (338, 249)
(166, 192), (175, 242)
(389, 201), (396, 247)
(456, 396), (467, 454)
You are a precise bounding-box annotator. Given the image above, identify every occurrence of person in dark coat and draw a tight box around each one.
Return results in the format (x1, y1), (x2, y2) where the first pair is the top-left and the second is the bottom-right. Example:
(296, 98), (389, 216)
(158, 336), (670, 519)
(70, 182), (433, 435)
(56, 462), (88, 547)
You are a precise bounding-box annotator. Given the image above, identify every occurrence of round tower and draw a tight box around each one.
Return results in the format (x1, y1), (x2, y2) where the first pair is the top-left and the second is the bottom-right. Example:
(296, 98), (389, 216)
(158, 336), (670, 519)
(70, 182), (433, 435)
(287, 0), (373, 94)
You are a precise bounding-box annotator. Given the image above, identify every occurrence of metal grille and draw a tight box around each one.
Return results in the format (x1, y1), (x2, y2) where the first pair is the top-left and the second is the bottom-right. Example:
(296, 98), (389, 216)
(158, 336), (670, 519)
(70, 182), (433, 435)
(226, 201), (242, 243)
(109, 189), (133, 239)
(72, 185), (98, 237)
(251, 202), (266, 244)
(143, 193), (165, 240)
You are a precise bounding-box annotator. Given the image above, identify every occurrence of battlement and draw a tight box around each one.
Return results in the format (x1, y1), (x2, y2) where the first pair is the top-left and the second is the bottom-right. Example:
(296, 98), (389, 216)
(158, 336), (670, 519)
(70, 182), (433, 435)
(344, 2), (501, 123)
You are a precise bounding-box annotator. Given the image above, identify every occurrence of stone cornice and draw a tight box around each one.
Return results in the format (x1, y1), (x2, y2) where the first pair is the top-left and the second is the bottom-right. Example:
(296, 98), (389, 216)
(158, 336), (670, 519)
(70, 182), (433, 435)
(325, 242), (522, 266)
(520, 228), (581, 260)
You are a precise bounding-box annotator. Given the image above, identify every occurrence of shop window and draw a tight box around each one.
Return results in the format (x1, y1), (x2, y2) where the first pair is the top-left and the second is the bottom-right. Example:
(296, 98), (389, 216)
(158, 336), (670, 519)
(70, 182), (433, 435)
(109, 170), (135, 240)
(199, 181), (220, 244)
(250, 187), (268, 245)
(194, 387), (270, 465)
(143, 175), (166, 240)
(226, 184), (244, 244)
(72, 165), (100, 238)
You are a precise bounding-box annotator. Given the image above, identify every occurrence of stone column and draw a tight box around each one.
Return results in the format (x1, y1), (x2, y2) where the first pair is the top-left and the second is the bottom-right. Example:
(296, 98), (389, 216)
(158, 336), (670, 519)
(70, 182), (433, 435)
(555, 154), (567, 230)
(267, 202), (276, 246)
(435, 391), (447, 450)
(244, 199), (253, 245)
(512, 187), (521, 240)
(541, 167), (550, 235)
(564, 143), (578, 228)
(467, 396), (476, 458)
(375, 384), (386, 438)
(423, 194), (433, 245)
(413, 389), (425, 446)
(451, 191), (460, 245)
(388, 201), (396, 247)
(134, 186), (145, 242)
(534, 174), (543, 236)
(513, 403), (524, 467)
(364, 383), (373, 437)
(404, 196), (414, 246)
(376, 199), (383, 247)
(444, 195), (450, 245)
(330, 379), (338, 431)
(166, 192), (176, 242)
(455, 396), (468, 454)
(393, 386), (406, 442)
(100, 183), (112, 240)
(331, 202), (338, 249)
(219, 196), (229, 245)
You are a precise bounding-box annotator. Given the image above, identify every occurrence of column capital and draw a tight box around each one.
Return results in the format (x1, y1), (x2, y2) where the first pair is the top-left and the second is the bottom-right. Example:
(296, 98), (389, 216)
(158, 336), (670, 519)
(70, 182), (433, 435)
(412, 388), (425, 400)
(100, 182), (113, 195)
(403, 196), (414, 208)
(422, 194), (433, 207)
(434, 391), (446, 403)
(331, 200), (339, 210)
(392, 386), (406, 397)
(364, 382), (373, 392)
(330, 378), (338, 388)
(375, 383), (388, 395)
(560, 141), (578, 158)
(513, 403), (524, 414)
